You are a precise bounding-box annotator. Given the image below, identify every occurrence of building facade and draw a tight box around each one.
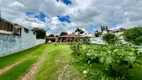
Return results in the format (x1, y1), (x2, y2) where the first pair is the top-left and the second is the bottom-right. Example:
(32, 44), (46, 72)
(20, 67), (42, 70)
(0, 17), (45, 57)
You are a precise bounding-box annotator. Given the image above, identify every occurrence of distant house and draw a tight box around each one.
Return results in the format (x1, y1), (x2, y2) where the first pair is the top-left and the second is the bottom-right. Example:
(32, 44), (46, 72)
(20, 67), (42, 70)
(58, 34), (85, 42)
(46, 37), (57, 42)
(102, 28), (123, 36)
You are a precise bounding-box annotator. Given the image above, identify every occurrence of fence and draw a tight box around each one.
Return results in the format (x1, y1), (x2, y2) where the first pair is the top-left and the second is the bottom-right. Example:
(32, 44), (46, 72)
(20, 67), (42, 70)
(0, 33), (45, 57)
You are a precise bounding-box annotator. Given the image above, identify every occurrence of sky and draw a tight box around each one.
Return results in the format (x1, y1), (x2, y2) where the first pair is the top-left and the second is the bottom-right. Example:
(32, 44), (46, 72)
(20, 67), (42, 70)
(0, 0), (142, 35)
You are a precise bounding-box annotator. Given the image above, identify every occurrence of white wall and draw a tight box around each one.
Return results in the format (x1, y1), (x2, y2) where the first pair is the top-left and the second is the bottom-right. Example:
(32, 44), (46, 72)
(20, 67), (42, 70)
(21, 27), (36, 50)
(0, 27), (45, 57)
(36, 39), (45, 45)
(90, 37), (105, 44)
(0, 34), (22, 56)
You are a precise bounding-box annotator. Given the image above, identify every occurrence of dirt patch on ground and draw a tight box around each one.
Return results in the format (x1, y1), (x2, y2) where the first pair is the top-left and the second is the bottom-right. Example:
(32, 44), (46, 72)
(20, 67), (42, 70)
(0, 61), (20, 75)
(50, 57), (82, 80)
(0, 56), (30, 75)
(21, 60), (41, 80)
(21, 48), (47, 80)
(0, 48), (42, 76)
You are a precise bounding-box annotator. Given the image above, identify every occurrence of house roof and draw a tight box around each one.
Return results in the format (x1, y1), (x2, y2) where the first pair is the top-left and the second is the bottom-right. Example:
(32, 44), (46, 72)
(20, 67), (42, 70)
(59, 34), (83, 37)
(47, 37), (57, 40)
(0, 17), (13, 25)
(108, 29), (121, 33)
(0, 17), (30, 30)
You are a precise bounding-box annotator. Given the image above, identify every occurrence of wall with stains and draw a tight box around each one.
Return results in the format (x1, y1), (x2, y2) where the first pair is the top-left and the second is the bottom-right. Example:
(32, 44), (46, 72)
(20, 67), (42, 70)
(0, 34), (22, 56)
(0, 28), (45, 57)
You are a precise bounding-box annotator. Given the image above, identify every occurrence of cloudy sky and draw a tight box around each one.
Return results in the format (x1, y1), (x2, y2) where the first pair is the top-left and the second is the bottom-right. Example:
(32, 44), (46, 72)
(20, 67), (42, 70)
(0, 0), (142, 35)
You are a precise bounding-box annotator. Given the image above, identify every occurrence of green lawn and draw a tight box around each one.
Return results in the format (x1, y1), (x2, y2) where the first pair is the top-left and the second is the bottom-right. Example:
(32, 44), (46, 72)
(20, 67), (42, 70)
(0, 45), (43, 69)
(35, 44), (81, 80)
(0, 44), (47, 80)
(0, 43), (141, 80)
(0, 44), (82, 80)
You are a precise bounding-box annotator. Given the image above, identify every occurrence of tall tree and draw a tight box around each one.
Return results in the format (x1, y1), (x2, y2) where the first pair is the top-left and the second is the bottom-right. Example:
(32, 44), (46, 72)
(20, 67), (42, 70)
(123, 27), (142, 45)
(101, 26), (103, 32)
(95, 30), (102, 37)
(33, 28), (46, 39)
(106, 26), (108, 30)
(75, 28), (84, 34)
(48, 34), (54, 37)
(60, 32), (68, 36)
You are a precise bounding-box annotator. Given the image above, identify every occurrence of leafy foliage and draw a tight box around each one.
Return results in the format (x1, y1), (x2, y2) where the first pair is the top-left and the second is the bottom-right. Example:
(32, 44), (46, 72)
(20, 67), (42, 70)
(71, 43), (139, 79)
(123, 27), (142, 45)
(60, 32), (68, 36)
(84, 36), (90, 43)
(103, 34), (118, 44)
(95, 30), (102, 37)
(75, 28), (84, 34)
(33, 28), (46, 39)
(48, 34), (55, 37)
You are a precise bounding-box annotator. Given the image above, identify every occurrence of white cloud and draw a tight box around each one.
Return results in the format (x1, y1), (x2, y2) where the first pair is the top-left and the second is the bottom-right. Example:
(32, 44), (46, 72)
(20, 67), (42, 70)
(0, 0), (142, 35)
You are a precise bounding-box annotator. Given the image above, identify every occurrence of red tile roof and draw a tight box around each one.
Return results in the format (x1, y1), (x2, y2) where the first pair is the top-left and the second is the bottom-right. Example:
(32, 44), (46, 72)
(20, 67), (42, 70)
(47, 37), (56, 40)
(60, 34), (82, 37)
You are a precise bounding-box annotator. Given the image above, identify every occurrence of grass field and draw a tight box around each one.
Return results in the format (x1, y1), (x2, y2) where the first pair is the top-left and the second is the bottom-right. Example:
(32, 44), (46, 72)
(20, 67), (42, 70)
(0, 43), (141, 80)
(35, 44), (81, 80)
(0, 44), (47, 80)
(0, 44), (82, 80)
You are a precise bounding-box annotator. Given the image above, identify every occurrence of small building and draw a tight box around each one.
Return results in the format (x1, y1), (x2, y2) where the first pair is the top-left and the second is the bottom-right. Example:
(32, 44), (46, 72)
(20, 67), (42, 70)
(0, 17), (40, 56)
(46, 37), (57, 42)
(58, 34), (85, 42)
(102, 29), (123, 36)
(0, 18), (21, 35)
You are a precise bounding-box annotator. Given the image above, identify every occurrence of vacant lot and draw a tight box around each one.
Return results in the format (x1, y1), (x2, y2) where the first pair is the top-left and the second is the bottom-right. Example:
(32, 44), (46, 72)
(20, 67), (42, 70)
(0, 44), (81, 80)
(0, 43), (141, 80)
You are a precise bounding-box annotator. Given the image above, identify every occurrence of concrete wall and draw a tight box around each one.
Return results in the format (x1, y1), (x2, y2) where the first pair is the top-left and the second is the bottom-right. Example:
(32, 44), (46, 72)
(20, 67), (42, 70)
(90, 37), (105, 44)
(21, 27), (36, 50)
(0, 27), (45, 57)
(36, 39), (45, 45)
(0, 34), (22, 56)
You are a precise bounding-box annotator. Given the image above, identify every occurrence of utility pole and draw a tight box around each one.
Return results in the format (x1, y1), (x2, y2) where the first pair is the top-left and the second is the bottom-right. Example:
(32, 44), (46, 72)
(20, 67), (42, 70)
(0, 10), (1, 18)
(0, 10), (2, 19)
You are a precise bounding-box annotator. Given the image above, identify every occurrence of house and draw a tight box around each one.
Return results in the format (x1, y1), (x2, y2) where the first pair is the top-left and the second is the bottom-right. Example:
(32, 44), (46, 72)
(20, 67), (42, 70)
(58, 34), (85, 42)
(0, 17), (45, 56)
(46, 37), (57, 42)
(102, 28), (123, 36)
(0, 18), (21, 35)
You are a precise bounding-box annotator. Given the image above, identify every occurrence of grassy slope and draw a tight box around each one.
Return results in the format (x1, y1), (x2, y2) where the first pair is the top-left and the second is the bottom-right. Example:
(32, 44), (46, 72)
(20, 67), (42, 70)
(0, 45), (42, 69)
(35, 44), (81, 80)
(0, 44), (47, 80)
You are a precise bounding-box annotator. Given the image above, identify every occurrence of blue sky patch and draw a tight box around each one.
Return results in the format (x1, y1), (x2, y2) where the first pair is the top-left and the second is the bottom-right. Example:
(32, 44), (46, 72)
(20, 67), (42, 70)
(112, 21), (119, 27)
(26, 12), (35, 16)
(56, 0), (72, 5)
(46, 28), (51, 31)
(34, 12), (46, 22)
(57, 15), (71, 23)
(26, 12), (46, 22)
(88, 25), (96, 33)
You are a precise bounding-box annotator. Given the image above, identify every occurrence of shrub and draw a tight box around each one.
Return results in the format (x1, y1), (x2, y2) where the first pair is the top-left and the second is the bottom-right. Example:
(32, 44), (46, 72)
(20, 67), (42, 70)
(103, 34), (118, 44)
(71, 43), (139, 79)
(123, 27), (142, 45)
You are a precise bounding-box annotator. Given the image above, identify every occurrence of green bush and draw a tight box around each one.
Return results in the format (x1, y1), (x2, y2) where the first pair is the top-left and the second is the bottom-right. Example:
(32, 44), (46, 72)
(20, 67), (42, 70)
(71, 43), (139, 79)
(123, 27), (142, 45)
(103, 34), (118, 44)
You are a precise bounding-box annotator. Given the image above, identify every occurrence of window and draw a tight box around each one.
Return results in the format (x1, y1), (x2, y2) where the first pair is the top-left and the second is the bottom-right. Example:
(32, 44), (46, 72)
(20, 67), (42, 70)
(24, 28), (29, 33)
